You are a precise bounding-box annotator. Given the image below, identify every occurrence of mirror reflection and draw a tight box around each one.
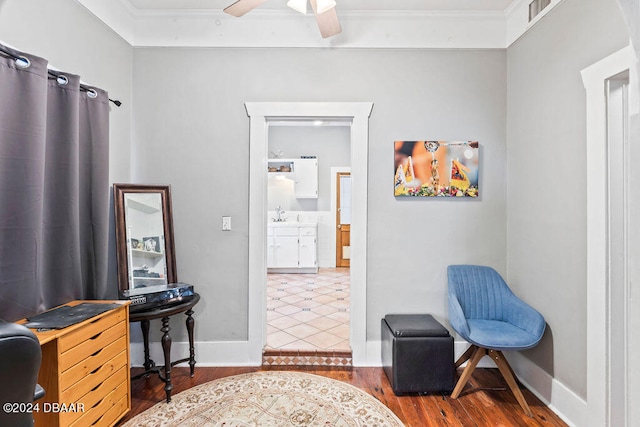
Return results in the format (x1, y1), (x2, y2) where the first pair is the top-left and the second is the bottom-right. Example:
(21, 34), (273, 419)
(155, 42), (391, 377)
(113, 184), (177, 296)
(124, 193), (167, 290)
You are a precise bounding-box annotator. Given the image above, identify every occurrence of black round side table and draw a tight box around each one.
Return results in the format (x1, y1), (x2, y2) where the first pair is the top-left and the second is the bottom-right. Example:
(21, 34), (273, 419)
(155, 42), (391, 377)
(129, 293), (200, 403)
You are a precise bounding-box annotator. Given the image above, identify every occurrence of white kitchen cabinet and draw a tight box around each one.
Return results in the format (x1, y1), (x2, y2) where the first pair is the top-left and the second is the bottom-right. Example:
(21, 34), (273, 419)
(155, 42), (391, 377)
(267, 226), (275, 267)
(267, 158), (318, 198)
(272, 227), (299, 268)
(294, 158), (318, 198)
(267, 160), (294, 177)
(298, 236), (316, 268)
(267, 223), (318, 273)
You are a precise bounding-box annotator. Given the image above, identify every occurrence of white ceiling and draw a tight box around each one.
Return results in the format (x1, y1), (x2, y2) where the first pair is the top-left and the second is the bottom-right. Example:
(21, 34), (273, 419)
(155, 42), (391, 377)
(125, 0), (515, 12)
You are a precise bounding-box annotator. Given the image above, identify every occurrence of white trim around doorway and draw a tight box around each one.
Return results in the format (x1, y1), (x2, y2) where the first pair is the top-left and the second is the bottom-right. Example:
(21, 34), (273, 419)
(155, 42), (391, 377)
(581, 45), (637, 427)
(245, 102), (374, 366)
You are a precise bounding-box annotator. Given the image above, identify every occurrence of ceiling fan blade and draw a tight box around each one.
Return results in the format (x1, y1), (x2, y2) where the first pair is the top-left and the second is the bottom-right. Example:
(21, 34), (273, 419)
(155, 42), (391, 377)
(309, 0), (342, 38)
(223, 0), (268, 17)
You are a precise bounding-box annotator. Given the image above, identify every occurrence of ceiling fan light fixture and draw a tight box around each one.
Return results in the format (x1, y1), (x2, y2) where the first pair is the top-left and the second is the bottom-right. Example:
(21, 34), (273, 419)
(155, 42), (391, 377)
(316, 0), (336, 14)
(287, 0), (307, 14)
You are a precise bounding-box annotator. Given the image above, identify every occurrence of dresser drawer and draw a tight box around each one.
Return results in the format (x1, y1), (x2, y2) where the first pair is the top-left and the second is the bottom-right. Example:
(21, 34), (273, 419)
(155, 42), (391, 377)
(58, 307), (127, 353)
(60, 335), (128, 390)
(69, 379), (129, 427)
(59, 320), (126, 372)
(61, 350), (128, 404)
(29, 301), (130, 427)
(92, 393), (129, 427)
(60, 364), (128, 426)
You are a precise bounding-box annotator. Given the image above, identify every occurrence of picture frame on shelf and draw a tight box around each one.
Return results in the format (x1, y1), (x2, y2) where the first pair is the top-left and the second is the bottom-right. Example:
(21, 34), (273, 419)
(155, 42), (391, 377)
(143, 236), (162, 253)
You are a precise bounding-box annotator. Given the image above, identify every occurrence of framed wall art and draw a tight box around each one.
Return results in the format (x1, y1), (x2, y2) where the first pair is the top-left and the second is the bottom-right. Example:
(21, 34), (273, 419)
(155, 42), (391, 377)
(394, 140), (479, 197)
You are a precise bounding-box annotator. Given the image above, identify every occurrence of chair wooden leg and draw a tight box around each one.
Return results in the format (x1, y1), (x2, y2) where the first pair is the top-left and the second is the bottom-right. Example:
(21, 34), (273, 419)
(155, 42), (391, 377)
(455, 344), (477, 368)
(489, 350), (533, 417)
(451, 346), (486, 398)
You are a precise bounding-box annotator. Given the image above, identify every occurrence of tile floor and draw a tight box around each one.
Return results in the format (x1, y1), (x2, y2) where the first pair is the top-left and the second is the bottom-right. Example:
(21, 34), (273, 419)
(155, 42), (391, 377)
(266, 268), (350, 352)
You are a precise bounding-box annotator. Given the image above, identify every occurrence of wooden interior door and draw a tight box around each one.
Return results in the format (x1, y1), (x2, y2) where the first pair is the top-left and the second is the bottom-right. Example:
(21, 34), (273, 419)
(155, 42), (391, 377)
(336, 172), (351, 267)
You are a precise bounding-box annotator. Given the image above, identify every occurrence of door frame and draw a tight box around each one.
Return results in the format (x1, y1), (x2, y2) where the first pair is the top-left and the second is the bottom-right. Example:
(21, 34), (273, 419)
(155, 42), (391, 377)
(335, 171), (351, 267)
(582, 45), (636, 426)
(245, 102), (373, 365)
(331, 167), (351, 267)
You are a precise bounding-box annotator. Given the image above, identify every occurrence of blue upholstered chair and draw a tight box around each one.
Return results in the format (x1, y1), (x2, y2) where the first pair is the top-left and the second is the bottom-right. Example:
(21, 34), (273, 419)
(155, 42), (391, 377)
(447, 265), (546, 417)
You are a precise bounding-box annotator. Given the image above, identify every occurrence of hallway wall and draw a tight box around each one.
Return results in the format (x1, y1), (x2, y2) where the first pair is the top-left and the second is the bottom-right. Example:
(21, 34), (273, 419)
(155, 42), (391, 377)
(505, 0), (628, 398)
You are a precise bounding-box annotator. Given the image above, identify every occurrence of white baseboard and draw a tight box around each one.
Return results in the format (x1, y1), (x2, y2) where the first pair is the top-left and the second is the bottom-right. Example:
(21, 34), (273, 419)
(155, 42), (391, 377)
(358, 340), (584, 426)
(354, 339), (382, 366)
(130, 340), (262, 368)
(506, 352), (586, 427)
(131, 339), (585, 427)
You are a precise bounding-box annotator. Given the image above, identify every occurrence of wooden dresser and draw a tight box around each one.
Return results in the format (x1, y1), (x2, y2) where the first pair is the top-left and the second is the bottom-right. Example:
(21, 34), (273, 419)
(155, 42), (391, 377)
(19, 300), (131, 427)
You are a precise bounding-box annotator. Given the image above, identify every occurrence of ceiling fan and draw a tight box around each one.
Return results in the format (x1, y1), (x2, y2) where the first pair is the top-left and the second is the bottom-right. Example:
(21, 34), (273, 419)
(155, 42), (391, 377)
(223, 0), (342, 38)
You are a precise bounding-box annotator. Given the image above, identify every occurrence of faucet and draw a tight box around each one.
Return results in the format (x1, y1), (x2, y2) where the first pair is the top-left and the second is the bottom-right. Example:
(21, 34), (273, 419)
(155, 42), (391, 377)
(275, 206), (285, 222)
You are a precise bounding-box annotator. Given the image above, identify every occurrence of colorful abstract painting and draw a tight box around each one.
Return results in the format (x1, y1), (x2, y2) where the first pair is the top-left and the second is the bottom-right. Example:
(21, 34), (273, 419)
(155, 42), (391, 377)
(394, 141), (479, 197)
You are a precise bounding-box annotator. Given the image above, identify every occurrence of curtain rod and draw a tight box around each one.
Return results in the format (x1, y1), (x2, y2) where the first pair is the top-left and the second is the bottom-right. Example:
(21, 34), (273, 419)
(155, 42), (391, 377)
(0, 45), (122, 107)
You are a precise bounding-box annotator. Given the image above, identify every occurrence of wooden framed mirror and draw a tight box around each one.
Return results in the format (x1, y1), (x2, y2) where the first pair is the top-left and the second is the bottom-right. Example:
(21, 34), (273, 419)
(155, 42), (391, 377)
(113, 184), (177, 296)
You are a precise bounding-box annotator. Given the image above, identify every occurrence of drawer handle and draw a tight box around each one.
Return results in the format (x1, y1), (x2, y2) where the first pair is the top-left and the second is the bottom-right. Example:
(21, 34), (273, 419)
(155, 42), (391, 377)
(91, 413), (105, 426)
(91, 348), (103, 357)
(90, 366), (101, 375)
(91, 397), (104, 409)
(90, 332), (103, 340)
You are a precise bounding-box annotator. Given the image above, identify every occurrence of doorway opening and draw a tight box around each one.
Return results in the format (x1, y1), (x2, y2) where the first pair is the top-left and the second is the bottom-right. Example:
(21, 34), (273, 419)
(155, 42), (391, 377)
(245, 102), (373, 367)
(264, 122), (352, 361)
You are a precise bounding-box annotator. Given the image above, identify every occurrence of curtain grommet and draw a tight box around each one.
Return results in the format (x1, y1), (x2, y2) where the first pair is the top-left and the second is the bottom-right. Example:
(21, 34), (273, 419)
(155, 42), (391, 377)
(56, 75), (68, 86)
(87, 88), (98, 99)
(15, 56), (30, 69)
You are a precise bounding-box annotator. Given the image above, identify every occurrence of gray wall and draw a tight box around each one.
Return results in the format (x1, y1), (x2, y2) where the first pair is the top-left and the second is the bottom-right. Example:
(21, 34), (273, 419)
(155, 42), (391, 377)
(268, 125), (351, 211)
(131, 48), (507, 343)
(506, 0), (628, 398)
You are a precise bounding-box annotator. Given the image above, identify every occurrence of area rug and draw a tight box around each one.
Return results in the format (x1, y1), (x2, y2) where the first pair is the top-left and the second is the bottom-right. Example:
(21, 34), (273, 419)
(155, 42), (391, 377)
(122, 371), (404, 426)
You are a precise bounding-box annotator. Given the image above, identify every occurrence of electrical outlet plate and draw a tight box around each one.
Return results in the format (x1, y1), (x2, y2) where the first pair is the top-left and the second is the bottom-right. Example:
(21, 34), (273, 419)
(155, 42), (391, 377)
(222, 216), (231, 231)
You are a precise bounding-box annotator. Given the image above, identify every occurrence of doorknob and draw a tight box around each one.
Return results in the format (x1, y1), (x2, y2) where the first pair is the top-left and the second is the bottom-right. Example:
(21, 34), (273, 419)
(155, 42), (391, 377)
(337, 224), (342, 229)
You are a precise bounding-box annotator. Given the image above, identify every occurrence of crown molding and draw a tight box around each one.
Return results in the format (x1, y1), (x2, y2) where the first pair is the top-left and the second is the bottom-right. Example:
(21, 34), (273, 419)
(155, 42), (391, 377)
(139, 9), (508, 48)
(75, 0), (137, 45)
(506, 0), (566, 46)
(75, 0), (564, 49)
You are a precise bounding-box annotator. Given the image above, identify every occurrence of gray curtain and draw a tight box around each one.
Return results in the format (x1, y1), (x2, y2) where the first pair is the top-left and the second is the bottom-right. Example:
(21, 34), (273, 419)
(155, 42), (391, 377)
(0, 43), (110, 321)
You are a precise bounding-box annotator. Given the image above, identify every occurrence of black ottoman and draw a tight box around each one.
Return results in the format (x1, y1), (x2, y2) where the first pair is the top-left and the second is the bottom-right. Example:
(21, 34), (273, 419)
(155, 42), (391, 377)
(381, 314), (455, 395)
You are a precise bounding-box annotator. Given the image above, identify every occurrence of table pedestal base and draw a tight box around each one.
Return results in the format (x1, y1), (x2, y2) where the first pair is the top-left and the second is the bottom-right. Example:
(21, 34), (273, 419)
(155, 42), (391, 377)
(130, 295), (199, 403)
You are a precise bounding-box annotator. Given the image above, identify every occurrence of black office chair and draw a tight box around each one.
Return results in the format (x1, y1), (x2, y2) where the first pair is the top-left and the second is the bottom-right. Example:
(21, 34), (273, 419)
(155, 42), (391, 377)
(0, 322), (44, 427)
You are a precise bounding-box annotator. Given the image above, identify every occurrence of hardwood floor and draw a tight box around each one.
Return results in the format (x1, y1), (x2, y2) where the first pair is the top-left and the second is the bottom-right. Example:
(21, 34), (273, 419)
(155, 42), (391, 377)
(118, 366), (568, 426)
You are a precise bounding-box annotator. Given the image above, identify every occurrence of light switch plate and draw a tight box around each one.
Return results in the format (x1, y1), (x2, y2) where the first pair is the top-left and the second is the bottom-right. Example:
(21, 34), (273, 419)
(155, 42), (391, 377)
(222, 216), (231, 231)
